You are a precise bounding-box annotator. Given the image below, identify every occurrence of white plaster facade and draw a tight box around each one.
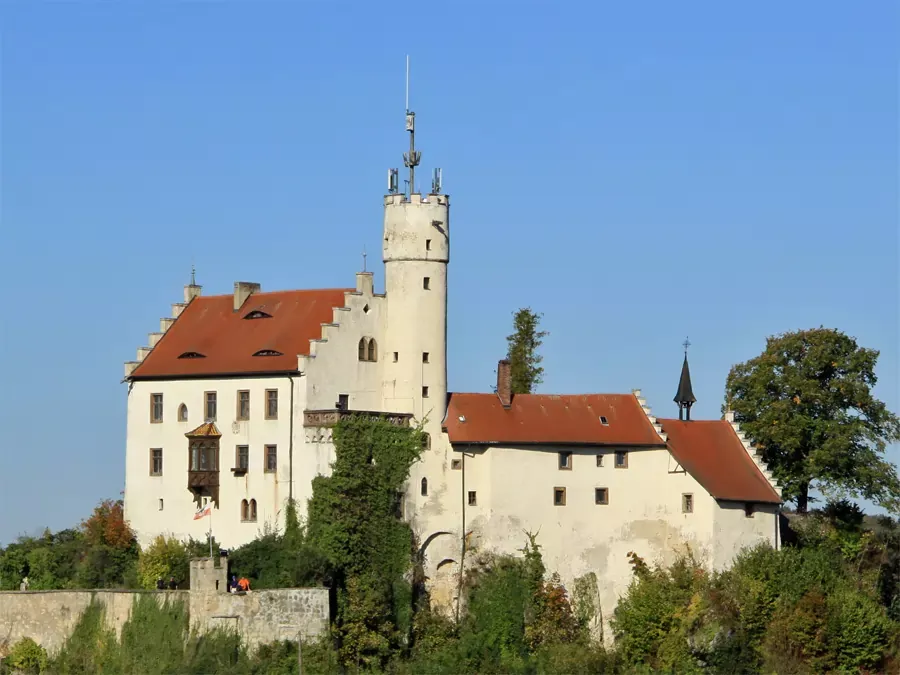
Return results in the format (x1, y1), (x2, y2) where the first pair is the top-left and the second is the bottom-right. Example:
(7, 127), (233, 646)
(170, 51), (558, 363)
(123, 119), (782, 637)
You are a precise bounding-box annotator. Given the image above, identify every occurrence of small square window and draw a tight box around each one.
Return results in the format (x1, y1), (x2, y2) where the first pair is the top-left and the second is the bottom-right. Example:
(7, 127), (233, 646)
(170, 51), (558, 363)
(596, 454), (604, 467)
(451, 459), (462, 470)
(745, 503), (755, 518)
(423, 277), (431, 290)
(599, 416), (609, 425)
(426, 239), (432, 251)
(422, 386), (429, 398)
(422, 352), (430, 363)
(468, 491), (477, 506)
(393, 352), (399, 362)
(554, 487), (566, 506)
(615, 451), (628, 468)
(682, 493), (694, 513)
(558, 452), (572, 470)
(595, 488), (608, 505)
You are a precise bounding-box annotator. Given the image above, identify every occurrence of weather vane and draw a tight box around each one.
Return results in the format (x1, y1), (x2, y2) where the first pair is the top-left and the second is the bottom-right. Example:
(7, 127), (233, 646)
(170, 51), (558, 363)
(683, 337), (691, 354)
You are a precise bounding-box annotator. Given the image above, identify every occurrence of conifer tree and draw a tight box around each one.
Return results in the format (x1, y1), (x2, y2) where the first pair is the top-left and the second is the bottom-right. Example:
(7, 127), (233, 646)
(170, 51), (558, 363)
(506, 308), (549, 394)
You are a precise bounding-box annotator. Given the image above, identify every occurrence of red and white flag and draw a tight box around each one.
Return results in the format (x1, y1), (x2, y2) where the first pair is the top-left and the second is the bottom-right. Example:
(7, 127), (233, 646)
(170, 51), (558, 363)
(194, 502), (213, 520)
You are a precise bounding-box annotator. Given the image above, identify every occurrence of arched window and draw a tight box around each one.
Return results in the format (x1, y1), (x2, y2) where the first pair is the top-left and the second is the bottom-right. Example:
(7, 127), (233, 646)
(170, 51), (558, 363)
(421, 433), (431, 450)
(178, 404), (188, 422)
(249, 499), (257, 521)
(358, 338), (367, 361)
(421, 477), (428, 497)
(240, 499), (249, 521)
(367, 338), (377, 362)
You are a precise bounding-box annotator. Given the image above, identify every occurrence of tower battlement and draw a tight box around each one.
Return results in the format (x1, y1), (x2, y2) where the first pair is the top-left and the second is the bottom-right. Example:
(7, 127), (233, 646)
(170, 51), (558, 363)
(384, 193), (450, 206)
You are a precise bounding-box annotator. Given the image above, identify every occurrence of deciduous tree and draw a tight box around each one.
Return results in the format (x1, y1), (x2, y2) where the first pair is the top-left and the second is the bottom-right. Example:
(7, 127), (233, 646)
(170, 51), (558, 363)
(724, 328), (900, 513)
(506, 308), (549, 394)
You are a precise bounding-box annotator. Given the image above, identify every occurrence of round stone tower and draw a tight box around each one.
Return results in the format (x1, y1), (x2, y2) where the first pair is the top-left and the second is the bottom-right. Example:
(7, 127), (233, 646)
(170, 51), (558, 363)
(382, 109), (449, 428)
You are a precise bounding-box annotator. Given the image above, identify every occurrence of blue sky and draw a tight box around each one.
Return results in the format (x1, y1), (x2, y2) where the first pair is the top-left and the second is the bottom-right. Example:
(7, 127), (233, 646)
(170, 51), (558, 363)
(0, 1), (896, 544)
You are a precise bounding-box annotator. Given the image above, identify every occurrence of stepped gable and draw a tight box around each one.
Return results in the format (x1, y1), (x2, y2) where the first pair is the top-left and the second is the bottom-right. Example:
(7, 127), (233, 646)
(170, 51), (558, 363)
(129, 288), (351, 379)
(443, 392), (665, 446)
(660, 419), (781, 504)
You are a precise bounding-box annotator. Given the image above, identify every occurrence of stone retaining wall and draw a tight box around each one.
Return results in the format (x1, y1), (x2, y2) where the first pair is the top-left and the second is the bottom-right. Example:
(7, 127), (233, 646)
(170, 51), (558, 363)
(0, 587), (329, 656)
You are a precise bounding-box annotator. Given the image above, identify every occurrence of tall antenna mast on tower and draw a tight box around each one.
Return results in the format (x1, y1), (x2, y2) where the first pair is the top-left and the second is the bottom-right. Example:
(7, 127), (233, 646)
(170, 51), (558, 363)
(402, 55), (421, 197)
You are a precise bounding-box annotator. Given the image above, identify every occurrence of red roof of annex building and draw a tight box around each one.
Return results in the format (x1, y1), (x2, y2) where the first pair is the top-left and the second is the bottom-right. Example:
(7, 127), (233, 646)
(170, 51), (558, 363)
(130, 289), (351, 378)
(442, 393), (664, 446)
(660, 419), (781, 504)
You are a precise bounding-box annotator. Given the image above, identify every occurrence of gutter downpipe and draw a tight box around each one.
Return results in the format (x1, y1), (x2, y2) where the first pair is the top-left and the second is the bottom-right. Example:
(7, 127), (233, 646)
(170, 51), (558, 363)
(457, 444), (468, 624)
(288, 374), (296, 502)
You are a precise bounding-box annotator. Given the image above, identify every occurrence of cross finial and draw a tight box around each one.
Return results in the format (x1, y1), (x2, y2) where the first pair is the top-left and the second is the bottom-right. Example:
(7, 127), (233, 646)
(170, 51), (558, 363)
(362, 247), (367, 272)
(683, 336), (691, 354)
(191, 264), (196, 286)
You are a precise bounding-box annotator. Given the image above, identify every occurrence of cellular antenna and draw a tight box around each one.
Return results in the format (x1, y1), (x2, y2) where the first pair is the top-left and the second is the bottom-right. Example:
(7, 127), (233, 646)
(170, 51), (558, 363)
(402, 55), (421, 196)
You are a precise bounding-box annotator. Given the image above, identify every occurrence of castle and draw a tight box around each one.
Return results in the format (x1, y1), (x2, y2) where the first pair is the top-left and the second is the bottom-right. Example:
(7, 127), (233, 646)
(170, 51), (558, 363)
(123, 105), (782, 626)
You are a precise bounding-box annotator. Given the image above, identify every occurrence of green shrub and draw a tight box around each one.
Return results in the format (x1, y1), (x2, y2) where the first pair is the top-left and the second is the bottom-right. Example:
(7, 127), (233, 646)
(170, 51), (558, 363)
(6, 638), (48, 674)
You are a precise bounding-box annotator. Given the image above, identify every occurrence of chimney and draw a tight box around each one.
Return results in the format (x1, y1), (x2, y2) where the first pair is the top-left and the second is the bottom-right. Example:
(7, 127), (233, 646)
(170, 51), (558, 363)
(497, 359), (512, 408)
(234, 282), (261, 311)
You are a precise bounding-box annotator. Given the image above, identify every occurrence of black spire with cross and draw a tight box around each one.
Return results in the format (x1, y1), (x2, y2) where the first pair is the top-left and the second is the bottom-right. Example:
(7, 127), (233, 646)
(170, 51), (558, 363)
(674, 337), (697, 421)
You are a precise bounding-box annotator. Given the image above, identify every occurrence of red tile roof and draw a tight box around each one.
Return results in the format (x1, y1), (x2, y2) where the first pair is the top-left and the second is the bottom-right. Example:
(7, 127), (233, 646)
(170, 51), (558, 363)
(442, 393), (664, 446)
(660, 419), (781, 504)
(130, 289), (351, 379)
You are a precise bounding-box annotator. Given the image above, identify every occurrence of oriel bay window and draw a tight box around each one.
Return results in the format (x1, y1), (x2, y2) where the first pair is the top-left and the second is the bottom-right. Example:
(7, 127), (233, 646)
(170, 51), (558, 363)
(186, 424), (221, 508)
(191, 440), (219, 471)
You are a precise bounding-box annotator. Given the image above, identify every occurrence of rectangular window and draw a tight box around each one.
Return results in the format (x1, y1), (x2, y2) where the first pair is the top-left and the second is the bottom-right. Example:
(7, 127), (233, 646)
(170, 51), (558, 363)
(265, 445), (277, 473)
(745, 503), (755, 518)
(451, 459), (462, 470)
(151, 394), (163, 423)
(422, 352), (430, 363)
(150, 448), (163, 476)
(338, 394), (349, 410)
(682, 493), (694, 513)
(468, 491), (477, 506)
(558, 451), (572, 470)
(422, 386), (429, 398)
(236, 445), (249, 471)
(237, 390), (250, 420)
(265, 389), (278, 419)
(423, 277), (430, 290)
(615, 451), (628, 468)
(205, 392), (217, 421)
(599, 416), (609, 426)
(393, 352), (399, 362)
(426, 239), (432, 251)
(596, 454), (604, 467)
(595, 487), (609, 505)
(158, 499), (164, 511)
(554, 487), (567, 506)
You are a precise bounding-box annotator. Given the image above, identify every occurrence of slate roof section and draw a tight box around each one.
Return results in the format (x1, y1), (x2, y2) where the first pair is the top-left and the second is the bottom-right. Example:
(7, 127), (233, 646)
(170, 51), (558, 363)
(660, 419), (781, 504)
(130, 289), (352, 379)
(442, 393), (665, 446)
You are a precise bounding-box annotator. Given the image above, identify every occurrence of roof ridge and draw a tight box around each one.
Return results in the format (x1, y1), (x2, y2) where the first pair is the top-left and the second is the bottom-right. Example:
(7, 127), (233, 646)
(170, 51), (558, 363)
(197, 287), (355, 300)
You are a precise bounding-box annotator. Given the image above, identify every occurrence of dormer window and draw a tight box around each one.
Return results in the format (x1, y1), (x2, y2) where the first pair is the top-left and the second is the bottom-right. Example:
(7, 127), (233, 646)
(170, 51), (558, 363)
(178, 351), (206, 359)
(252, 349), (284, 357)
(243, 309), (273, 320)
